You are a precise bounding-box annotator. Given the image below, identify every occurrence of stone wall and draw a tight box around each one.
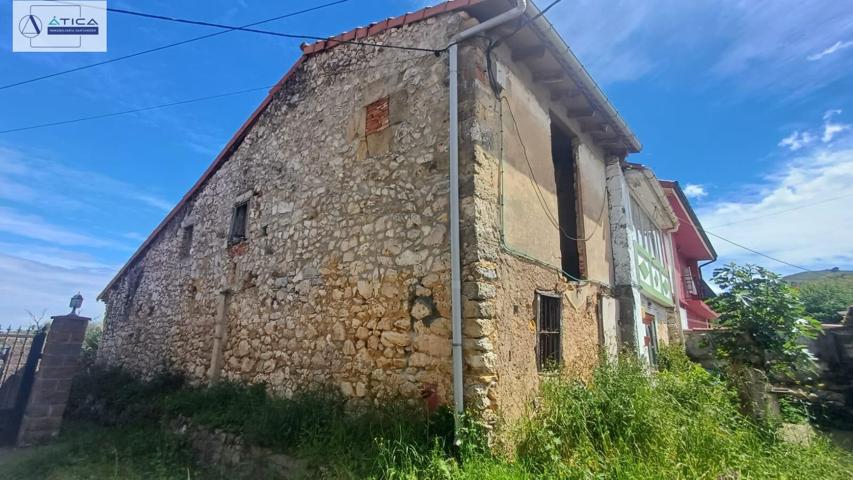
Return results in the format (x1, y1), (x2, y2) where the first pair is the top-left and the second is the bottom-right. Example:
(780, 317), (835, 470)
(100, 11), (620, 424)
(453, 39), (617, 422)
(100, 14), (471, 407)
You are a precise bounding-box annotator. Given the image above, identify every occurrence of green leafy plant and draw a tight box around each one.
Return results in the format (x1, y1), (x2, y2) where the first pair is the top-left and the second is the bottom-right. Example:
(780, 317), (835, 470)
(79, 321), (102, 369)
(798, 280), (853, 324)
(708, 263), (821, 376)
(53, 357), (853, 479)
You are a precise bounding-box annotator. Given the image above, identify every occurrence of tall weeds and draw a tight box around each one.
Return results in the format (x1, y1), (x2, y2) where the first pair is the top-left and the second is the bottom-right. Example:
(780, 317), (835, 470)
(53, 350), (853, 479)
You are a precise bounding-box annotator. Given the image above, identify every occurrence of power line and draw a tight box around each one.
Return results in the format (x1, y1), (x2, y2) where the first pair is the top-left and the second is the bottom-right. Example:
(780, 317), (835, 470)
(0, 0), (350, 91)
(707, 193), (853, 228)
(0, 54), (435, 134)
(674, 210), (813, 271)
(45, 0), (443, 54)
(701, 230), (812, 272)
(0, 87), (273, 134)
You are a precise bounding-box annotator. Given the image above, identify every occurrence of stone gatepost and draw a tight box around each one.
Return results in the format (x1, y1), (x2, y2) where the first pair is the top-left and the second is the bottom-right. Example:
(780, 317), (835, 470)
(16, 307), (89, 446)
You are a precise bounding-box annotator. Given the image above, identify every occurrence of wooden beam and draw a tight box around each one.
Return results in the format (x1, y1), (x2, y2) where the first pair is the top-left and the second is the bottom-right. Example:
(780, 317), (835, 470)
(592, 131), (619, 142)
(582, 123), (612, 134)
(566, 107), (596, 118)
(599, 139), (625, 150)
(533, 71), (567, 84)
(550, 87), (580, 101)
(604, 145), (629, 157)
(511, 45), (547, 62)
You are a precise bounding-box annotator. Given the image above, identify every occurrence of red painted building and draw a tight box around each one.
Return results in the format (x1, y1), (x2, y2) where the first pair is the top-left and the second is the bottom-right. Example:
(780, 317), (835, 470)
(660, 181), (719, 330)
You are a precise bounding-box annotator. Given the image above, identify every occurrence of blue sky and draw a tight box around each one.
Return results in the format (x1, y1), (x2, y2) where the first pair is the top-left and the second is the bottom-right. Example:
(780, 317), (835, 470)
(1, 0), (852, 325)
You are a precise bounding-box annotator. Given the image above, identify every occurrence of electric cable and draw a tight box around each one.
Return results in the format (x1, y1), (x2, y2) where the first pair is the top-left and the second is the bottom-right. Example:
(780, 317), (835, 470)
(43, 0), (444, 54)
(501, 95), (606, 242)
(672, 211), (813, 272)
(0, 1), (353, 91)
(0, 54), (435, 134)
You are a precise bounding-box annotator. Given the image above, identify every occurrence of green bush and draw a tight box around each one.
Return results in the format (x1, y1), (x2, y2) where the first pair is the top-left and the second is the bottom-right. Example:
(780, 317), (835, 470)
(511, 349), (852, 479)
(62, 353), (853, 479)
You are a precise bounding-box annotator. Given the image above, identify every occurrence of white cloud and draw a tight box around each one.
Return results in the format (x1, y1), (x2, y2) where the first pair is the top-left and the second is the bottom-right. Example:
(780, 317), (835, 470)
(0, 207), (113, 247)
(698, 134), (853, 274)
(778, 110), (850, 149)
(823, 122), (851, 143)
(683, 184), (707, 199)
(807, 40), (853, 61)
(0, 253), (112, 328)
(779, 131), (816, 151)
(824, 109), (842, 120)
(0, 145), (173, 213)
(548, 0), (853, 94)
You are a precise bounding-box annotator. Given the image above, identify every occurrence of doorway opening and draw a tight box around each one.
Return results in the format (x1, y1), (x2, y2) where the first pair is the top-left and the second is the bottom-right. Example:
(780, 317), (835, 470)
(550, 118), (581, 279)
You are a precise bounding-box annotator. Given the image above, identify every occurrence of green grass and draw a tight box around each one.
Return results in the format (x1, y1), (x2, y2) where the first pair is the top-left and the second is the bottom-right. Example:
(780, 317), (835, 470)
(9, 348), (853, 479)
(0, 420), (202, 480)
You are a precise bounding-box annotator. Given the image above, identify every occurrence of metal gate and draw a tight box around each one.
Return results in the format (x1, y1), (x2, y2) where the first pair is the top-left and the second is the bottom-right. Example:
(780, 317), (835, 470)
(0, 326), (47, 445)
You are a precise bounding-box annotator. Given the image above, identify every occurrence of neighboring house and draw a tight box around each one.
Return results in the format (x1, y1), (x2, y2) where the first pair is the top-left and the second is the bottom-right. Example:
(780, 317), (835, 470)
(606, 163), (681, 366)
(660, 181), (718, 330)
(97, 0), (649, 423)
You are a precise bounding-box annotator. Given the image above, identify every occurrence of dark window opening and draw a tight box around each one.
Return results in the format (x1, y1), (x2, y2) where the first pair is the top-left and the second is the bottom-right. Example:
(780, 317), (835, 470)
(537, 293), (562, 371)
(180, 225), (193, 258)
(229, 201), (248, 244)
(550, 118), (581, 279)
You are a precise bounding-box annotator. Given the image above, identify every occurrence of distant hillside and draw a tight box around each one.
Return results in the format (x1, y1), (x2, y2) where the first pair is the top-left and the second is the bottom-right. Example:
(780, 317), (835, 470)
(784, 268), (853, 285)
(785, 268), (853, 323)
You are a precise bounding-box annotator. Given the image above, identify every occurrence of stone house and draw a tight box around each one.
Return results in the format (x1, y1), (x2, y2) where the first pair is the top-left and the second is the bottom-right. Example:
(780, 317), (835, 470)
(97, 0), (650, 423)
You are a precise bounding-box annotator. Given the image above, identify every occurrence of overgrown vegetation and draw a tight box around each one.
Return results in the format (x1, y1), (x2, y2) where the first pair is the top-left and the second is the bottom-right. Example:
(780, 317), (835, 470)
(798, 280), (853, 324)
(0, 421), (202, 480)
(708, 263), (822, 377)
(4, 348), (851, 479)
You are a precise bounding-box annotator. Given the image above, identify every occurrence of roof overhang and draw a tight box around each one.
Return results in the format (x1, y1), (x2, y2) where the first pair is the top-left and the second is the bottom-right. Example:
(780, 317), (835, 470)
(467, 0), (640, 155)
(660, 180), (717, 261)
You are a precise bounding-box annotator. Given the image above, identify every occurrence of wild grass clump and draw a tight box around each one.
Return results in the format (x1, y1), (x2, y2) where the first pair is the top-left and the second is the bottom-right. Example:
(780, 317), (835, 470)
(512, 347), (852, 479)
(55, 353), (853, 479)
(164, 381), (455, 476)
(0, 420), (202, 480)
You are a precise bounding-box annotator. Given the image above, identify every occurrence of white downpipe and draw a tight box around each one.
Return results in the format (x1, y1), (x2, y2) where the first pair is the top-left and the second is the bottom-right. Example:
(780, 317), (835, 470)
(447, 0), (528, 431)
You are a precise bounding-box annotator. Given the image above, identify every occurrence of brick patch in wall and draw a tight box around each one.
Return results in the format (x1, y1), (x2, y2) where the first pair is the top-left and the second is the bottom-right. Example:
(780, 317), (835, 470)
(365, 96), (390, 135)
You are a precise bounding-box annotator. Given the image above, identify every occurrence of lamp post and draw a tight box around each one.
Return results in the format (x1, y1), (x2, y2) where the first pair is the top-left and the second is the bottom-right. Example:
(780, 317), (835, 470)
(69, 293), (83, 316)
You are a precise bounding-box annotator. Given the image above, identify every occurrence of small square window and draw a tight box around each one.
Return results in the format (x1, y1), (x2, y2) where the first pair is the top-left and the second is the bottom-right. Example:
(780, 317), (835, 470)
(180, 225), (193, 258)
(536, 293), (562, 371)
(229, 201), (248, 244)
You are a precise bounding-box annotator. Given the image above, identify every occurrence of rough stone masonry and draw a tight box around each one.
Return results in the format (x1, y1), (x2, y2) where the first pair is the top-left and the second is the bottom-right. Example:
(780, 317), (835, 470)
(99, 8), (623, 424)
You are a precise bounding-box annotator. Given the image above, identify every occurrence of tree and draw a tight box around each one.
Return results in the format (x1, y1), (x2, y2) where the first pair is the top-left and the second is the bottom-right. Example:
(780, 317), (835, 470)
(798, 281), (853, 324)
(707, 263), (821, 376)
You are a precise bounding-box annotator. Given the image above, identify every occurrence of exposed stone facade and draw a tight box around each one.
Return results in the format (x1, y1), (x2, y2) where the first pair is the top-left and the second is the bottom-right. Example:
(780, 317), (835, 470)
(101, 15), (467, 407)
(100, 8), (634, 424)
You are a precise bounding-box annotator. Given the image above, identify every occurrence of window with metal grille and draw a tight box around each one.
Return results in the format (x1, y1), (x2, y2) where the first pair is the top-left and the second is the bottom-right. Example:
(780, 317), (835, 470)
(536, 293), (562, 371)
(229, 201), (248, 244)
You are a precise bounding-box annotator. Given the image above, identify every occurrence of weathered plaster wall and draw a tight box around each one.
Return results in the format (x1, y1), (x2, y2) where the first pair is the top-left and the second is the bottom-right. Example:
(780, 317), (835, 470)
(100, 15), (475, 406)
(457, 41), (616, 423)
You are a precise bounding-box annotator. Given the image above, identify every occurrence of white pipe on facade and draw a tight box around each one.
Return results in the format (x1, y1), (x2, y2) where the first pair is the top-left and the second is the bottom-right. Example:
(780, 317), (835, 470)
(447, 0), (528, 428)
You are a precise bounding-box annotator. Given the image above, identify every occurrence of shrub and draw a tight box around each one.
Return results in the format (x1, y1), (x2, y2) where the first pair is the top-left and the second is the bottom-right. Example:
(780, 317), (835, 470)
(708, 263), (821, 377)
(64, 355), (853, 479)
